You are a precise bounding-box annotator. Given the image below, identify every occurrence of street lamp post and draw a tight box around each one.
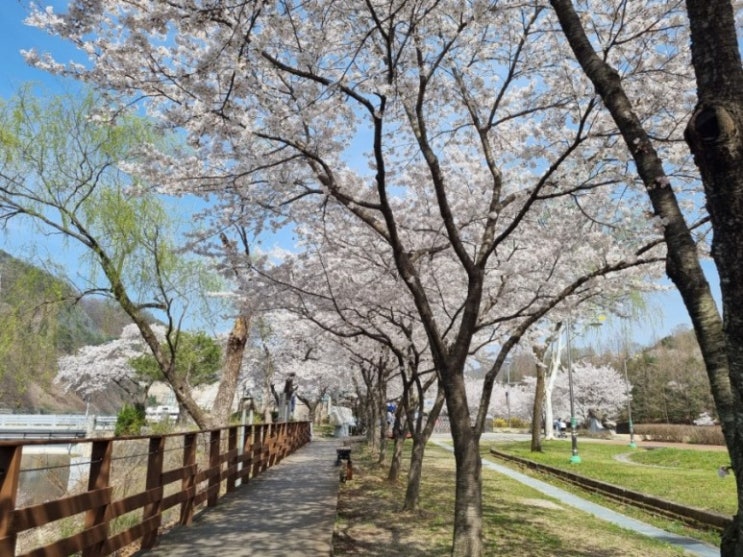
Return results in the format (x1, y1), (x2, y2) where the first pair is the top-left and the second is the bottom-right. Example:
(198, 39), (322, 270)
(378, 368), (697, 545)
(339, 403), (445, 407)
(566, 315), (581, 464)
(623, 359), (637, 448)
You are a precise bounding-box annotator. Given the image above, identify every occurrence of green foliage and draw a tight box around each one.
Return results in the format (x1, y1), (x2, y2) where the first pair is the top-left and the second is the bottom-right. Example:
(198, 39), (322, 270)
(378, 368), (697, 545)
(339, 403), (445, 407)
(490, 439), (736, 517)
(624, 328), (715, 424)
(492, 417), (530, 429)
(129, 330), (221, 386)
(0, 86), (226, 414)
(147, 420), (174, 435)
(0, 250), (116, 406)
(0, 85), (223, 329)
(115, 403), (146, 436)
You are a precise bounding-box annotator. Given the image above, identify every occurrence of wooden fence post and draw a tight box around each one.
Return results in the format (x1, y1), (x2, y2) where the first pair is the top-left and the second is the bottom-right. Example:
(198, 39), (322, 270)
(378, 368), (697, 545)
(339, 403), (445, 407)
(227, 426), (237, 493)
(268, 423), (276, 466)
(278, 423), (288, 462)
(289, 422), (298, 451)
(252, 425), (264, 478)
(0, 445), (22, 557)
(180, 432), (197, 526)
(207, 430), (220, 507)
(241, 423), (253, 485)
(82, 439), (113, 557)
(141, 436), (165, 550)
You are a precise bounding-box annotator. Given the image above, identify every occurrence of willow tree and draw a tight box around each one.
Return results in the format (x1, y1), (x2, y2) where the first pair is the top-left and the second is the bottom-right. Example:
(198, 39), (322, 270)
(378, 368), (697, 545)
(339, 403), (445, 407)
(0, 88), (225, 428)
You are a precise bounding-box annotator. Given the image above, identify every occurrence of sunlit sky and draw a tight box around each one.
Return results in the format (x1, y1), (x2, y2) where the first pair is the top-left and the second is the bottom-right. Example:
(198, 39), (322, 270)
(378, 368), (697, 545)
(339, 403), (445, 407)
(0, 1), (721, 349)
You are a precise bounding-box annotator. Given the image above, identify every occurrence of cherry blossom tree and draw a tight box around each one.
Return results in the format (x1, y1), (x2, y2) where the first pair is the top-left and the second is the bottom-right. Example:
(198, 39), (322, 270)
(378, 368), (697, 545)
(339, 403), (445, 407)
(26, 4), (675, 553)
(253, 310), (354, 423)
(550, 362), (629, 426)
(489, 382), (535, 423)
(251, 227), (445, 509)
(56, 323), (152, 402)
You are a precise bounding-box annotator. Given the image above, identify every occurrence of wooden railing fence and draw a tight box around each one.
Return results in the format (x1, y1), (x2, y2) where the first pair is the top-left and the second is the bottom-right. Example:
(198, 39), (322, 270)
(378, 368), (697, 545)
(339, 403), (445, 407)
(0, 421), (311, 557)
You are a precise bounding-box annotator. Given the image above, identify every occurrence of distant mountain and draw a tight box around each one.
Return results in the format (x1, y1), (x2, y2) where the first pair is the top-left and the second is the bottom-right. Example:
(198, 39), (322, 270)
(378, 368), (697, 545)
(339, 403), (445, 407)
(0, 250), (132, 413)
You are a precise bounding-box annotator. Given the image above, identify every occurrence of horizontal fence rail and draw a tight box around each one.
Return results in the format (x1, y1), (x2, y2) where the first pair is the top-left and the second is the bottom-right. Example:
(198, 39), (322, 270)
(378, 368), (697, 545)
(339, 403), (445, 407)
(0, 421), (311, 557)
(489, 448), (732, 533)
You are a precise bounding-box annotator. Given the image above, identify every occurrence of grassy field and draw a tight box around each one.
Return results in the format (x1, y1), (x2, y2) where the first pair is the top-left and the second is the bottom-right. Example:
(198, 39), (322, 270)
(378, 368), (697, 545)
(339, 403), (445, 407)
(334, 440), (711, 556)
(487, 438), (736, 516)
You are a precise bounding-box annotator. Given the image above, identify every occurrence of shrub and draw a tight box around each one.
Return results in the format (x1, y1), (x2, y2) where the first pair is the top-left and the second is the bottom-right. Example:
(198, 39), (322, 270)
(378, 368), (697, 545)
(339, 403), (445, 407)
(115, 403), (146, 436)
(686, 425), (726, 446)
(492, 417), (530, 429)
(633, 423), (725, 445)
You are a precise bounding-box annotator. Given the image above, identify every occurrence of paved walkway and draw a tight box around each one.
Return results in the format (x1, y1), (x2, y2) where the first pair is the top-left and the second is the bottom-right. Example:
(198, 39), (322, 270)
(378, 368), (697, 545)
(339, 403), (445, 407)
(432, 439), (719, 557)
(134, 438), (342, 557)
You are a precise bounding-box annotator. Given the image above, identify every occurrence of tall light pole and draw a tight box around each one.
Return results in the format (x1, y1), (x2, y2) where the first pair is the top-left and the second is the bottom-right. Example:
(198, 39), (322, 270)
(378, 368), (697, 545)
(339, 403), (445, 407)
(623, 358), (637, 448)
(566, 314), (581, 464)
(506, 358), (512, 426)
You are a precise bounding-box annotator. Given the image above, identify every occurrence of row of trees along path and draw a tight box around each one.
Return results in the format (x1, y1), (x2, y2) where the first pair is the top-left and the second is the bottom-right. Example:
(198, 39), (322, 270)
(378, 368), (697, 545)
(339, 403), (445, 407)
(0, 2), (740, 556)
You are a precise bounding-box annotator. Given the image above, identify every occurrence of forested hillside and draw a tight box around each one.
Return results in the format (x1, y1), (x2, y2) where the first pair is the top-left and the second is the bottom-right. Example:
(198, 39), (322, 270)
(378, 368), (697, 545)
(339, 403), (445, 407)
(625, 328), (715, 424)
(0, 250), (131, 413)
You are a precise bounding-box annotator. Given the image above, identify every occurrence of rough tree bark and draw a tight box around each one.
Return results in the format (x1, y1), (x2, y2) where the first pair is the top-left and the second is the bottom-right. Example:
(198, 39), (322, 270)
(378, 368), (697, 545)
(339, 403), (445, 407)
(446, 372), (483, 557)
(530, 344), (548, 452)
(550, 1), (741, 554)
(683, 2), (743, 553)
(403, 387), (445, 511)
(211, 315), (250, 426)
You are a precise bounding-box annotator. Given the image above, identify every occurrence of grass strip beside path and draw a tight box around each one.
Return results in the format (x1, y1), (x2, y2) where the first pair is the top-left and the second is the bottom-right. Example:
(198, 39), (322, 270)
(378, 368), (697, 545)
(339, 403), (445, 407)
(334, 441), (698, 556)
(486, 438), (734, 548)
(488, 439), (736, 516)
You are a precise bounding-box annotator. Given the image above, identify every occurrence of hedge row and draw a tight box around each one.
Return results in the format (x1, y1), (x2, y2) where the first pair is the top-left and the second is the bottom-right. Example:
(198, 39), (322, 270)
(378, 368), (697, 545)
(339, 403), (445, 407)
(634, 423), (725, 445)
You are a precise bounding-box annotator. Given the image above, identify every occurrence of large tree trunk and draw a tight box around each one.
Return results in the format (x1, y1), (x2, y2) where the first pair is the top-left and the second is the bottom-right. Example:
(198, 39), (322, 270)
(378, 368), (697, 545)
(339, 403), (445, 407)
(377, 383), (392, 465)
(450, 431), (483, 557)
(550, 1), (740, 554)
(446, 376), (483, 557)
(683, 2), (743, 553)
(211, 315), (249, 426)
(403, 436), (425, 508)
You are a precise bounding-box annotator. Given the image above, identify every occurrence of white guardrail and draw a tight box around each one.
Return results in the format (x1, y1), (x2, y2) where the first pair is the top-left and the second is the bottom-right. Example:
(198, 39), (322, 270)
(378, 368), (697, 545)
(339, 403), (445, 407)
(0, 414), (117, 431)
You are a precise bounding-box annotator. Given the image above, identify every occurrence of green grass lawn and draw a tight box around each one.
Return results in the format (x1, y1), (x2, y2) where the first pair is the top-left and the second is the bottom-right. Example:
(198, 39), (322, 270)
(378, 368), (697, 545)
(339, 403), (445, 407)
(485, 439), (736, 517)
(335, 442), (701, 556)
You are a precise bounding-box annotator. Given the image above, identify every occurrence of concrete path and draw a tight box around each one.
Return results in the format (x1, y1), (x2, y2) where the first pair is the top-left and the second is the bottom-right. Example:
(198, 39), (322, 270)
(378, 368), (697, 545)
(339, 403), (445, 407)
(432, 439), (719, 557)
(134, 438), (342, 557)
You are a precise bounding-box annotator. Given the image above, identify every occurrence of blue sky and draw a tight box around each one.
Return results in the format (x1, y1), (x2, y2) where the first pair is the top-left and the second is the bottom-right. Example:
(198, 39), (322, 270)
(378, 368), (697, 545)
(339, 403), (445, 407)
(0, 1), (77, 96)
(0, 1), (722, 348)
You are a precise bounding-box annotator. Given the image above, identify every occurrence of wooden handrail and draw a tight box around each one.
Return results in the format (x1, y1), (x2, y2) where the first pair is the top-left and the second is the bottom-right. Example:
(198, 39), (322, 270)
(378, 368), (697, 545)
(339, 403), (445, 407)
(0, 422), (311, 557)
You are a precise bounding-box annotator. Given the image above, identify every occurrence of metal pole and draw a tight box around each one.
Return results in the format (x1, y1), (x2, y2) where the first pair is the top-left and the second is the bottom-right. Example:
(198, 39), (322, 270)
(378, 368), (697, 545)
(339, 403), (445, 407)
(623, 359), (637, 448)
(566, 314), (581, 464)
(506, 390), (511, 426)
